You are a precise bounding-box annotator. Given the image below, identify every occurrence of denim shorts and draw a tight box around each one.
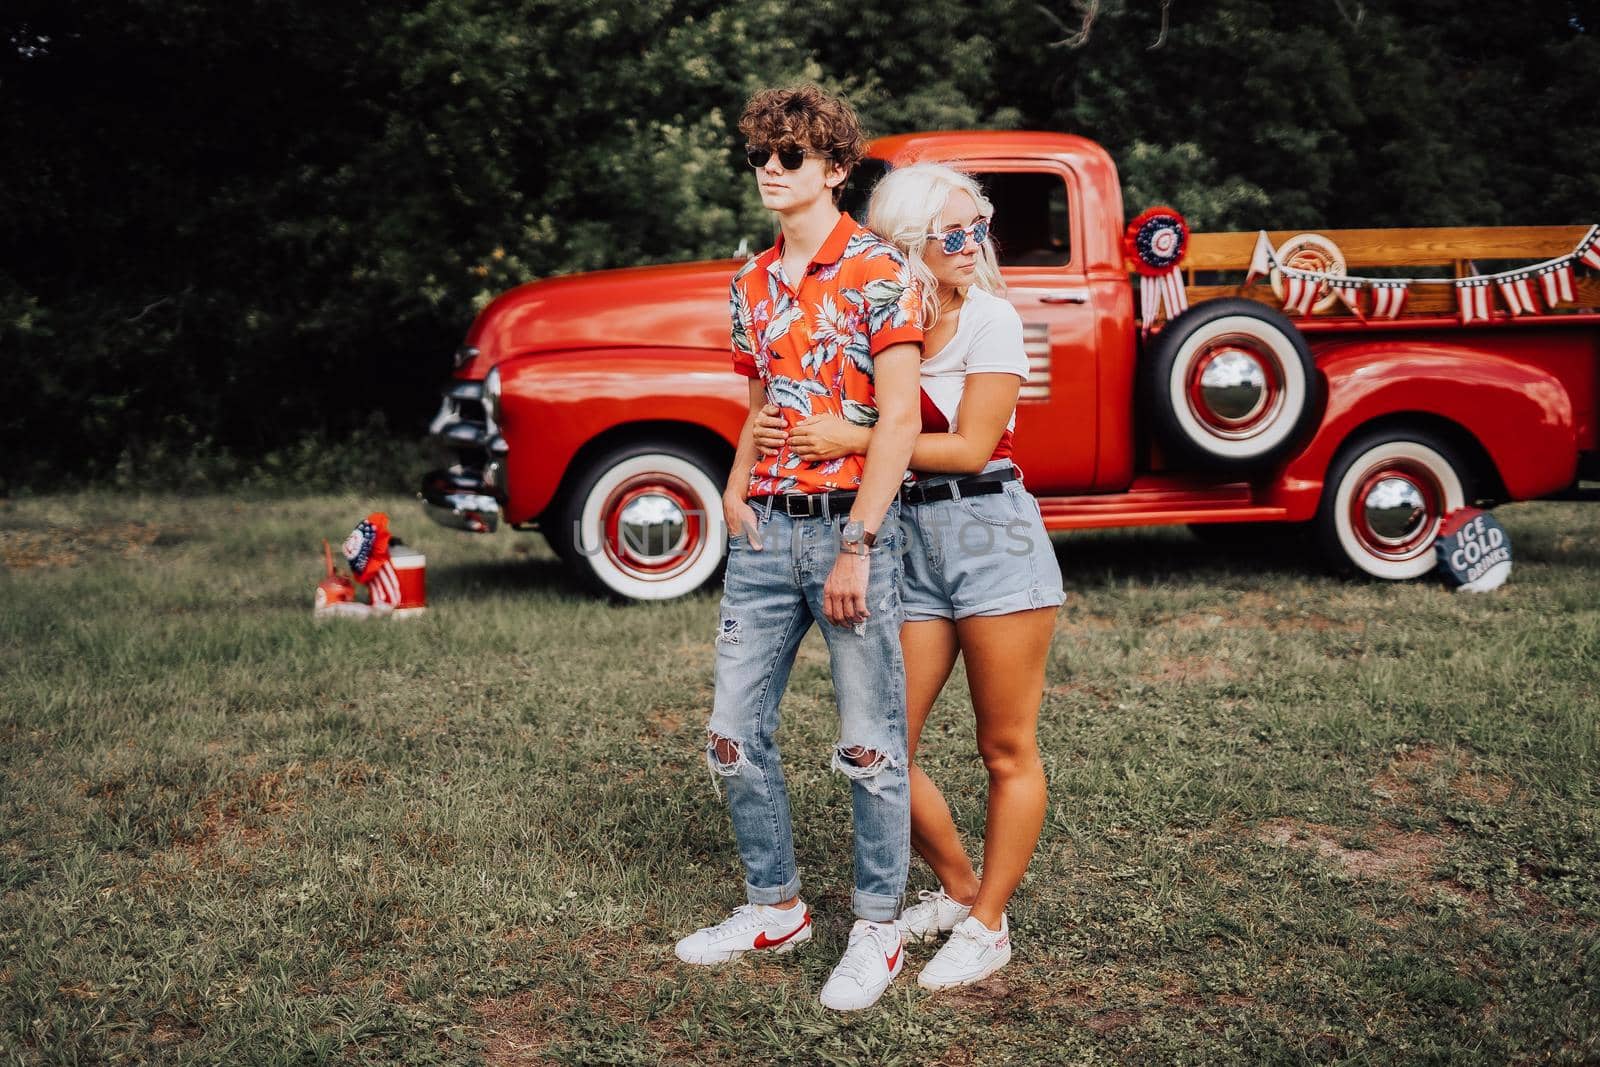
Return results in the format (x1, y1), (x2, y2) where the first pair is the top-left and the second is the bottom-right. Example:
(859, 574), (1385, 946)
(899, 461), (1066, 622)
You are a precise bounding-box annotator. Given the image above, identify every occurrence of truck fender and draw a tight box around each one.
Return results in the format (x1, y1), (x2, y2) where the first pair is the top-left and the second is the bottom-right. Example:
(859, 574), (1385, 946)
(493, 347), (748, 524)
(1272, 343), (1577, 517)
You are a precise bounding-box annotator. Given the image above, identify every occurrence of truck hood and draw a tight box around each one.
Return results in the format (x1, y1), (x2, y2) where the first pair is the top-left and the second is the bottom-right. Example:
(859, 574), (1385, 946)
(467, 258), (743, 364)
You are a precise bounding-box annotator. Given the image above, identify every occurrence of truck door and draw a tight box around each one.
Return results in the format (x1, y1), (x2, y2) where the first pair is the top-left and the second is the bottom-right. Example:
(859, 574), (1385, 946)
(971, 163), (1099, 492)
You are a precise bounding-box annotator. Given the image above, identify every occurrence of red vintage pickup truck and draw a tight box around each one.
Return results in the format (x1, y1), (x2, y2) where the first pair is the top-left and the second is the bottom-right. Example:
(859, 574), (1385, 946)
(421, 130), (1600, 600)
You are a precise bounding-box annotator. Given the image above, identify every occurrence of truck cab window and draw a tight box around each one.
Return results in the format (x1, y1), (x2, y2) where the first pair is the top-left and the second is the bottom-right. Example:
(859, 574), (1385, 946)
(839, 159), (889, 224)
(976, 171), (1071, 267)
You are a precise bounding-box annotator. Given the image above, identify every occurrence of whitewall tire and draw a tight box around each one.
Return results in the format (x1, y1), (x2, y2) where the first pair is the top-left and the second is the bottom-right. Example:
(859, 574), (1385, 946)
(1145, 298), (1320, 471)
(559, 443), (727, 601)
(1316, 430), (1470, 580)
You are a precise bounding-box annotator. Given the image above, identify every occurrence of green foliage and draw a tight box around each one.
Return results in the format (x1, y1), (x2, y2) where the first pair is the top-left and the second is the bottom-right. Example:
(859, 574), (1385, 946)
(3, 0), (1598, 487)
(1046, 0), (1600, 227)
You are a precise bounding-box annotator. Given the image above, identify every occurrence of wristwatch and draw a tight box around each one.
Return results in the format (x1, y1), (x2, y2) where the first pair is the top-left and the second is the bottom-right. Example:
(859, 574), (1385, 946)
(840, 519), (875, 556)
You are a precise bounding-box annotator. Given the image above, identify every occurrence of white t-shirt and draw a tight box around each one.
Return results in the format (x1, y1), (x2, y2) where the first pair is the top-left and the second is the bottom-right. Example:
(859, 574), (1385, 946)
(918, 287), (1029, 434)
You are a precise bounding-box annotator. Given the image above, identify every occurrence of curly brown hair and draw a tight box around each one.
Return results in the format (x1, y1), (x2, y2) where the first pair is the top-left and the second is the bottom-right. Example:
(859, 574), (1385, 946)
(738, 84), (867, 198)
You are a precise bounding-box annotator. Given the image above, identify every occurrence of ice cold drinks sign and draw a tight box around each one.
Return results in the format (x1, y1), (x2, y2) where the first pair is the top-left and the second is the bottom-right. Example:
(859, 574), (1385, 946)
(1435, 508), (1513, 592)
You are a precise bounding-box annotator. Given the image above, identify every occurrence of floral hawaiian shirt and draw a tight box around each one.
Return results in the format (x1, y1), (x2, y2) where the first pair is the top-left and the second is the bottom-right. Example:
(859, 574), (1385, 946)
(731, 212), (923, 496)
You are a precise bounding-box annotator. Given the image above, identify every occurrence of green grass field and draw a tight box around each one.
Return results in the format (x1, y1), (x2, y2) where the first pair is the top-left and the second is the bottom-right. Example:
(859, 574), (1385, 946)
(2, 492), (1596, 1064)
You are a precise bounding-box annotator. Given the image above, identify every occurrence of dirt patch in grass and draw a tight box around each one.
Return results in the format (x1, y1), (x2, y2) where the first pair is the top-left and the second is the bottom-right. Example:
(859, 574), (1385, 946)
(931, 1045), (980, 1067)
(1059, 615), (1118, 634)
(642, 706), (687, 740)
(148, 1015), (203, 1046)
(1045, 681), (1119, 705)
(1085, 1008), (1140, 1034)
(158, 758), (386, 867)
(1370, 743), (1443, 804)
(187, 790), (293, 853)
(0, 520), (183, 569)
(1171, 609), (1360, 633)
(477, 989), (562, 1065)
(1261, 819), (1447, 883)
(1450, 764), (1514, 805)
(937, 974), (1018, 1011)
(1371, 745), (1515, 808)
(1149, 656), (1238, 684)
(1156, 591), (1363, 634)
(394, 818), (459, 865)
(475, 944), (704, 1065)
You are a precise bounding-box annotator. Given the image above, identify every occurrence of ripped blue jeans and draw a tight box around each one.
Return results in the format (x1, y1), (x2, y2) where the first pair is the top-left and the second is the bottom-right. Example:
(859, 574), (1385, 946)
(707, 499), (909, 922)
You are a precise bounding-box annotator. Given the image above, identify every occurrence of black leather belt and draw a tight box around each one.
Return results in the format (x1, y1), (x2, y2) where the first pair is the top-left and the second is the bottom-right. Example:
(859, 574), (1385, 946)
(900, 467), (1018, 506)
(748, 490), (858, 519)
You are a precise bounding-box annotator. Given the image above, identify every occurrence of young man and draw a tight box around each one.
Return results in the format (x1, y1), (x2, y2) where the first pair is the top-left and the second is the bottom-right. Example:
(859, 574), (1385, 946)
(673, 85), (923, 1012)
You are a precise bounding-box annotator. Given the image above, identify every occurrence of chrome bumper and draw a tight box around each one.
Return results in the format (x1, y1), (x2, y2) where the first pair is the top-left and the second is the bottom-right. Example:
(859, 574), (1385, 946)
(421, 374), (510, 534)
(420, 466), (501, 533)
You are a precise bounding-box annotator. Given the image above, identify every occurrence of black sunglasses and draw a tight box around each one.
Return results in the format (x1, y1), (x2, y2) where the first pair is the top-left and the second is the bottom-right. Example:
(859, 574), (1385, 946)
(745, 145), (813, 171)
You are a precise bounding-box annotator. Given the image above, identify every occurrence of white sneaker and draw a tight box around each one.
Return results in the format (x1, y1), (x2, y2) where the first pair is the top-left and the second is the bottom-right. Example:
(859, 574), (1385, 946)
(818, 919), (905, 1011)
(674, 902), (812, 965)
(896, 887), (972, 943)
(917, 914), (1012, 990)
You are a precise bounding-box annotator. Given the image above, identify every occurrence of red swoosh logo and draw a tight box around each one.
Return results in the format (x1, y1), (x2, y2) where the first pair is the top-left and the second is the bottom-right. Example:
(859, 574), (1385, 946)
(752, 913), (811, 949)
(886, 945), (902, 971)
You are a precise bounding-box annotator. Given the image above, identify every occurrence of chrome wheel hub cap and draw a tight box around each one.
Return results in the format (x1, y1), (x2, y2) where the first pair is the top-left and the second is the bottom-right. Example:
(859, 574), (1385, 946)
(1199, 349), (1268, 423)
(618, 493), (687, 562)
(1362, 477), (1427, 545)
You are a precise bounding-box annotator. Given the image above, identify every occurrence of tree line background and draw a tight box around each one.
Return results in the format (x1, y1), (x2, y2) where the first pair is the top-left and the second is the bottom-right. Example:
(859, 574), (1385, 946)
(3, 0), (1597, 492)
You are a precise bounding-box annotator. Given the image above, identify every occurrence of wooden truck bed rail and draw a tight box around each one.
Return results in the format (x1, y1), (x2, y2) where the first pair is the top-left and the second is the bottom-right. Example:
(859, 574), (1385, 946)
(1159, 225), (1600, 318)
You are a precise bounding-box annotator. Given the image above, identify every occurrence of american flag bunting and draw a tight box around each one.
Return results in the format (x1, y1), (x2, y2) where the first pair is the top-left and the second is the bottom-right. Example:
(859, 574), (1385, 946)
(1456, 278), (1493, 324)
(1497, 273), (1539, 316)
(1281, 271), (1319, 316)
(1244, 231), (1274, 288)
(1579, 226), (1600, 271)
(1538, 261), (1576, 306)
(1330, 280), (1366, 320)
(1231, 222), (1600, 328)
(1371, 282), (1409, 320)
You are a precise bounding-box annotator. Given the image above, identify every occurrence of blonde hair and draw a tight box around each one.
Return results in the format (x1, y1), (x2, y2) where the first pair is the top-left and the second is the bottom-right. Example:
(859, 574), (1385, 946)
(865, 163), (1003, 329)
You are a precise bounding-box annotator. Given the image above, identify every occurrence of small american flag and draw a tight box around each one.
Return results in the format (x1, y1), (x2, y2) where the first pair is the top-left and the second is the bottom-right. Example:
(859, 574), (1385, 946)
(369, 561), (402, 607)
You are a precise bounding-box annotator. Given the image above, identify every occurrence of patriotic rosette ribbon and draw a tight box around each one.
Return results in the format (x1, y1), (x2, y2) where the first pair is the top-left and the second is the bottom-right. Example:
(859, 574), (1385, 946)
(342, 511), (401, 608)
(1124, 206), (1190, 331)
(1242, 224), (1598, 323)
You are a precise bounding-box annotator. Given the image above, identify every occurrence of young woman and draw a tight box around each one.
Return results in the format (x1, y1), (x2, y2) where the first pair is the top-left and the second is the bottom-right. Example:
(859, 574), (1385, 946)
(753, 163), (1064, 990)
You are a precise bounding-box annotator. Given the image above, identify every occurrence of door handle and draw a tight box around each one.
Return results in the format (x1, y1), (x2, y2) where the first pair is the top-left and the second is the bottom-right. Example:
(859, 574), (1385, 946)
(1038, 289), (1090, 304)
